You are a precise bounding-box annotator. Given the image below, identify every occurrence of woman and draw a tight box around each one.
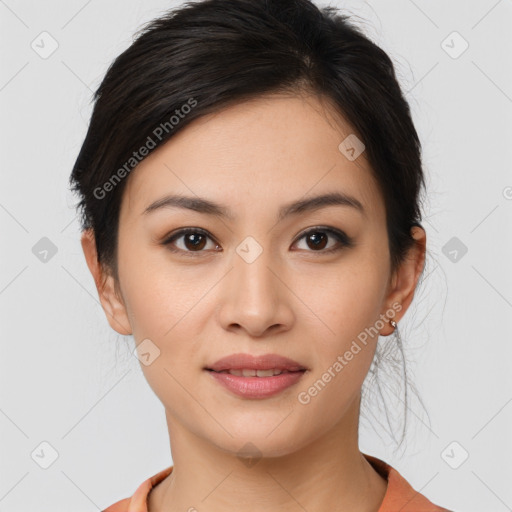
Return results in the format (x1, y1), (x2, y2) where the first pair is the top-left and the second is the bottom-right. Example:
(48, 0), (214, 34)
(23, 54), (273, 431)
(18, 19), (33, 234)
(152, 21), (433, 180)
(70, 0), (452, 510)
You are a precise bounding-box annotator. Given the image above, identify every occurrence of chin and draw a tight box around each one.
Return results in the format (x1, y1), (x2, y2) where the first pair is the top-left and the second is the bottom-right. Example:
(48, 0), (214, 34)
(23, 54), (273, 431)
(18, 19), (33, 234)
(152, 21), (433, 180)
(208, 425), (310, 461)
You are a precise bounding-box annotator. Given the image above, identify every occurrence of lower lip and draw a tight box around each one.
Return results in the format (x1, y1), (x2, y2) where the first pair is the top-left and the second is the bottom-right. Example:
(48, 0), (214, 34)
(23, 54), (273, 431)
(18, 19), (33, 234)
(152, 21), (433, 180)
(206, 370), (306, 399)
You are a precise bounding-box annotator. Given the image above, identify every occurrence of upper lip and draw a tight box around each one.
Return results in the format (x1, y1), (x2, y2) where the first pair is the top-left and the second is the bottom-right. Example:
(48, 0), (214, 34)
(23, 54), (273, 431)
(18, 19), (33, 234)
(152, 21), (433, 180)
(206, 353), (308, 372)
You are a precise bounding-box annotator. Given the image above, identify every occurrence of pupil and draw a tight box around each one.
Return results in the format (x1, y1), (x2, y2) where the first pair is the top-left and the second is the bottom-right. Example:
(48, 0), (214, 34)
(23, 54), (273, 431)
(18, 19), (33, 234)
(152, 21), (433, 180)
(185, 233), (206, 250)
(308, 232), (327, 250)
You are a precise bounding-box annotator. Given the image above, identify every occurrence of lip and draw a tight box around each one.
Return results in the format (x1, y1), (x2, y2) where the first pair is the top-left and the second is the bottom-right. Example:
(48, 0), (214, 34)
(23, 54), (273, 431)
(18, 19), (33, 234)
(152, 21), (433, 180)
(207, 370), (306, 399)
(204, 353), (308, 399)
(205, 353), (308, 372)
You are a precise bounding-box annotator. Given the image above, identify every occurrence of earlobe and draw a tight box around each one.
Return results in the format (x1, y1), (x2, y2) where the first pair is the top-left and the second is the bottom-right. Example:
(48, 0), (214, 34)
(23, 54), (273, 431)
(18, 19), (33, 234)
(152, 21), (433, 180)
(380, 225), (427, 336)
(80, 229), (133, 336)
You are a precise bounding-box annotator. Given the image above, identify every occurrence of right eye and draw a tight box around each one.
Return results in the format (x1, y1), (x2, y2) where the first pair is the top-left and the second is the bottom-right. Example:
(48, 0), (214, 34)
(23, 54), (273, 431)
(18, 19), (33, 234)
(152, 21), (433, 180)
(162, 228), (221, 256)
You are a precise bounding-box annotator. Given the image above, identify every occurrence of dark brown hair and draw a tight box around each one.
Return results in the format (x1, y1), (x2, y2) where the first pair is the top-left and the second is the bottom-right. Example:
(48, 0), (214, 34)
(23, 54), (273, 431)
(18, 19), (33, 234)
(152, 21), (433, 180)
(69, 0), (428, 451)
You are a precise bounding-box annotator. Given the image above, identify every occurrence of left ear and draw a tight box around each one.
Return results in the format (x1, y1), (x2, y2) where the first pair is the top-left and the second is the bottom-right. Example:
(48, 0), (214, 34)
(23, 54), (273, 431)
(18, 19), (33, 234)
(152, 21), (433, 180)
(380, 225), (426, 335)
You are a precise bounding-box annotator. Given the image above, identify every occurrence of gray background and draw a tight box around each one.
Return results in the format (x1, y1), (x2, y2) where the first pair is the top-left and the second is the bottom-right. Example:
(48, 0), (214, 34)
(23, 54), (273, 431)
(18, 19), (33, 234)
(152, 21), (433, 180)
(1, 0), (511, 511)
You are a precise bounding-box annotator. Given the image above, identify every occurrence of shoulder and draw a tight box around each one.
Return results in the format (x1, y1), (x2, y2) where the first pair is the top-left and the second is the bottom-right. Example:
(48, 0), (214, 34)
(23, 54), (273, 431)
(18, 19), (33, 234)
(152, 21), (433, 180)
(101, 497), (131, 512)
(101, 466), (174, 512)
(363, 453), (453, 512)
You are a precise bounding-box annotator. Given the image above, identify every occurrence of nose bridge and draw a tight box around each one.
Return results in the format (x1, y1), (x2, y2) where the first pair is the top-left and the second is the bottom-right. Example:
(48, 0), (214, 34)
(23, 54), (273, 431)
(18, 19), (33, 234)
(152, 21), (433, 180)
(234, 237), (278, 310)
(218, 236), (292, 335)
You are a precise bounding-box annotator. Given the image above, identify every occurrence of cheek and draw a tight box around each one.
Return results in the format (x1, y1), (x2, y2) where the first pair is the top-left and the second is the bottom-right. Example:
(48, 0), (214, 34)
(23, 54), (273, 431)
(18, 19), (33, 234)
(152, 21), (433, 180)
(295, 256), (388, 342)
(120, 229), (389, 362)
(117, 236), (199, 339)
(292, 251), (389, 392)
(291, 267), (386, 422)
(117, 244), (218, 409)
(118, 249), (207, 411)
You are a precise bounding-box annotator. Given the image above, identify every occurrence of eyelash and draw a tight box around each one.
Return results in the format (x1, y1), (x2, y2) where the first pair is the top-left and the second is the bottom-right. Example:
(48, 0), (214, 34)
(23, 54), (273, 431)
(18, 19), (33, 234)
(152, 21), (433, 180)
(161, 226), (353, 257)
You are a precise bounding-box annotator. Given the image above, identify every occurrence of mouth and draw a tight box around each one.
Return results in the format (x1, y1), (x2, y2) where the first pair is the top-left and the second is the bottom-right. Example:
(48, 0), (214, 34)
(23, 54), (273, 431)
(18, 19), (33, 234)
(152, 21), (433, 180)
(204, 353), (308, 399)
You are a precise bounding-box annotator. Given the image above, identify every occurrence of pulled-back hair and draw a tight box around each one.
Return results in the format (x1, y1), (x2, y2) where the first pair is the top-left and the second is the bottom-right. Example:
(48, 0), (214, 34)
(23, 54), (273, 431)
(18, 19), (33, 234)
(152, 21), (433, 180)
(69, 0), (429, 451)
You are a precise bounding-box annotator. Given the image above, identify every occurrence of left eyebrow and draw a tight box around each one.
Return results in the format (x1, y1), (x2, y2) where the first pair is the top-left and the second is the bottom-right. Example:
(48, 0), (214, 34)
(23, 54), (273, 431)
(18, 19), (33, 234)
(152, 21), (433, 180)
(142, 191), (366, 221)
(277, 192), (366, 221)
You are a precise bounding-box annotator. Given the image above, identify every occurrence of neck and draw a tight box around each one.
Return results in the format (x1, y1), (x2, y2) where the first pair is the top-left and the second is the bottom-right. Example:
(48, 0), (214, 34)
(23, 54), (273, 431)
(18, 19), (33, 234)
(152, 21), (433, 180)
(148, 397), (387, 512)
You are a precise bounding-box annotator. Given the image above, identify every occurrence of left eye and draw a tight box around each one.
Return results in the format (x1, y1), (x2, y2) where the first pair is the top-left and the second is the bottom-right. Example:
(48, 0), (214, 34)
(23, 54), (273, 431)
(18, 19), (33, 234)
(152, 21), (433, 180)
(293, 227), (352, 253)
(162, 227), (352, 255)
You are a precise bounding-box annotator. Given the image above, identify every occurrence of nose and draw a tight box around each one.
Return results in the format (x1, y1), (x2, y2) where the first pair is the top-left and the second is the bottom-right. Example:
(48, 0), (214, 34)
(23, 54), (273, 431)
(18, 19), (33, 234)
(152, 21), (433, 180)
(216, 246), (294, 338)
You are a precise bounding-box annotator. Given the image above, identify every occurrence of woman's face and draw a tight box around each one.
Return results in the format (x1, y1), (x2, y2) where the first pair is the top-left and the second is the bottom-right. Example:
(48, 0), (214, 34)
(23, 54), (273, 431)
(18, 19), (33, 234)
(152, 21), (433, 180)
(87, 93), (423, 457)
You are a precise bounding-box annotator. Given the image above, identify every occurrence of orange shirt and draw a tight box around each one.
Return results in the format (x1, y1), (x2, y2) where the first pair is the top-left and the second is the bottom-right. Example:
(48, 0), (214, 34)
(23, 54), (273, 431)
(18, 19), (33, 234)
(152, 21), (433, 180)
(102, 452), (452, 512)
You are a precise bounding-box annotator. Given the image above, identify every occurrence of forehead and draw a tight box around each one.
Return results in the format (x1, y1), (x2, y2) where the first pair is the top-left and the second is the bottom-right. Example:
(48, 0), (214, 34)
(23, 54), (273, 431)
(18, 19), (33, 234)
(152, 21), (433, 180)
(120, 93), (383, 223)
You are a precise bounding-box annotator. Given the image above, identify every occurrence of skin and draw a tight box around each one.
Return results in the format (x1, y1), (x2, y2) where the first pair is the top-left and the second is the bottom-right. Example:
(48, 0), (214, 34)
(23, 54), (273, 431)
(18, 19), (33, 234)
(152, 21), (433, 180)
(82, 92), (426, 512)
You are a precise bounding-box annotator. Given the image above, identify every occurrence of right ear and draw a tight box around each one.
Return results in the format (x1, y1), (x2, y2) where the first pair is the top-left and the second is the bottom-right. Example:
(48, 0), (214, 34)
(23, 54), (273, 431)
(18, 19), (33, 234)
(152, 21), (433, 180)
(80, 228), (132, 336)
